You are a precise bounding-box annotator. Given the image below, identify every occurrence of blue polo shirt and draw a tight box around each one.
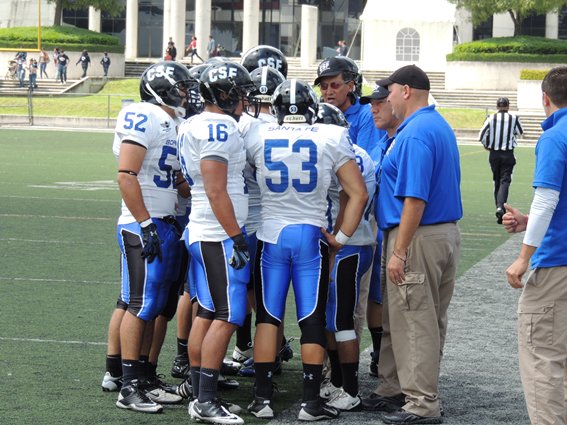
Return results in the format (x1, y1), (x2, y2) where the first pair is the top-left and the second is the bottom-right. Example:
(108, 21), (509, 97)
(369, 133), (395, 221)
(344, 99), (386, 153)
(531, 107), (567, 269)
(377, 104), (462, 231)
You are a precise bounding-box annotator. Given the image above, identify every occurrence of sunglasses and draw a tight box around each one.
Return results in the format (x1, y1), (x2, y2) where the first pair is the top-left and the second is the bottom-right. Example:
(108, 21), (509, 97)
(319, 81), (348, 91)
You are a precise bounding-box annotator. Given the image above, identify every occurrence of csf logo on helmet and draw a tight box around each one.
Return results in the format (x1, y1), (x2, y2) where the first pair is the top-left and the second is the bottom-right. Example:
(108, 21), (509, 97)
(146, 65), (176, 82)
(258, 57), (283, 71)
(208, 66), (238, 82)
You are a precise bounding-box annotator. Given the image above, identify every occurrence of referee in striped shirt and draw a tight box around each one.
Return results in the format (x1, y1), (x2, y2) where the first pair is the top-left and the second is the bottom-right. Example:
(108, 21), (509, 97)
(479, 97), (524, 224)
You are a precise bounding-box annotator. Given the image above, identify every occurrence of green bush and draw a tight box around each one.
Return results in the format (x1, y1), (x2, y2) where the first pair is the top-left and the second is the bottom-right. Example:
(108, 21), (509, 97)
(453, 36), (567, 55)
(520, 69), (549, 80)
(0, 26), (123, 53)
(447, 52), (567, 63)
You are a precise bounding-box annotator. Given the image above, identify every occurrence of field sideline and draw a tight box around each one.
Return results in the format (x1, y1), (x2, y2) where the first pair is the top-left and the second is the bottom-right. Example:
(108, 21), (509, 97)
(0, 128), (535, 424)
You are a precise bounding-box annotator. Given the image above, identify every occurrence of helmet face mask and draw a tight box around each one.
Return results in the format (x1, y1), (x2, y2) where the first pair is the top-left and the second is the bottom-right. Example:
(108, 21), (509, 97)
(200, 62), (257, 120)
(316, 102), (349, 128)
(140, 61), (198, 118)
(241, 45), (288, 78)
(271, 79), (318, 125)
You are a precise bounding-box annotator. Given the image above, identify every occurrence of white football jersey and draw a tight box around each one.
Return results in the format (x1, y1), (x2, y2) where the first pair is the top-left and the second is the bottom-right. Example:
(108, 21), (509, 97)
(113, 102), (183, 225)
(239, 112), (277, 234)
(327, 144), (376, 246)
(177, 111), (248, 244)
(245, 122), (355, 244)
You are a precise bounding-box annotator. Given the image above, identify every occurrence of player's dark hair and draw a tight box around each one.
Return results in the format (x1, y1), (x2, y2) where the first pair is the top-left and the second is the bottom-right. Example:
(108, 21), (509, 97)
(542, 66), (567, 108)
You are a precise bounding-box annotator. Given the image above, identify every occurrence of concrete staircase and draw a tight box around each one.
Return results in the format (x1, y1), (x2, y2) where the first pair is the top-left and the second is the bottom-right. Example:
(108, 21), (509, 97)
(516, 112), (544, 144)
(431, 90), (518, 111)
(0, 78), (80, 95)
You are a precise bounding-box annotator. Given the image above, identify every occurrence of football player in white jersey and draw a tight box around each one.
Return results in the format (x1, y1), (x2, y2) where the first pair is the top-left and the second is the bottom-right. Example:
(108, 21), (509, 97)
(244, 79), (368, 421)
(105, 61), (195, 413)
(177, 61), (258, 425)
(316, 103), (377, 412)
(234, 66), (293, 373)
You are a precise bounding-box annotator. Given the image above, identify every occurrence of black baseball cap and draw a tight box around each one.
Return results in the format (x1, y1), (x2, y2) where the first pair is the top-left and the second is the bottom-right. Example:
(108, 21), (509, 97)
(376, 64), (430, 91)
(359, 84), (389, 104)
(314, 57), (357, 85)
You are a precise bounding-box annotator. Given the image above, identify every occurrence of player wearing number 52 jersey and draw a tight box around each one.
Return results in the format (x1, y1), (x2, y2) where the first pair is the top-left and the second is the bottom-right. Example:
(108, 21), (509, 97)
(109, 61), (194, 414)
(243, 79), (368, 421)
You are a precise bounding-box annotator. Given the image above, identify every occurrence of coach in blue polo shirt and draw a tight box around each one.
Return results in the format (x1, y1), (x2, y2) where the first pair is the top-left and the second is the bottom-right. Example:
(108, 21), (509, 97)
(372, 65), (462, 425)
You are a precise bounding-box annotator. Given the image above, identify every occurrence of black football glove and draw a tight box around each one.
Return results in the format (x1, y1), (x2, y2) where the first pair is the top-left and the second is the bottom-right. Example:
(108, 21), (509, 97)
(140, 221), (162, 263)
(228, 233), (250, 270)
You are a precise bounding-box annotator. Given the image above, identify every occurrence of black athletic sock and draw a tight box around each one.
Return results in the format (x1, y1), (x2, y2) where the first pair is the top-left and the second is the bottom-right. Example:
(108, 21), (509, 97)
(235, 313), (252, 350)
(190, 366), (201, 399)
(369, 327), (383, 359)
(199, 368), (219, 403)
(302, 363), (323, 402)
(177, 338), (189, 357)
(255, 362), (275, 398)
(148, 362), (158, 379)
(121, 359), (139, 387)
(341, 362), (359, 397)
(327, 349), (342, 388)
(106, 354), (122, 377)
(138, 355), (150, 381)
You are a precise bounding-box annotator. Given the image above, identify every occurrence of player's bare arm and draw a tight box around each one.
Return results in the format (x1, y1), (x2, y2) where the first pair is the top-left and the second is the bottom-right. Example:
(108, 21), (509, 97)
(116, 141), (151, 222)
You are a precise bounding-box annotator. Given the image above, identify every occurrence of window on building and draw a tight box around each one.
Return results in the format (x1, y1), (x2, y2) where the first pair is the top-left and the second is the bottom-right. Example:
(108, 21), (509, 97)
(559, 6), (567, 39)
(520, 13), (545, 37)
(473, 16), (493, 40)
(396, 27), (419, 62)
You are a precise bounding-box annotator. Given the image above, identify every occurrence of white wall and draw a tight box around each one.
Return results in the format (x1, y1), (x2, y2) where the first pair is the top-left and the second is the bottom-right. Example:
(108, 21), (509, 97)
(0, 51), (125, 80)
(362, 20), (454, 71)
(446, 61), (555, 91)
(493, 12), (514, 37)
(0, 0), (55, 28)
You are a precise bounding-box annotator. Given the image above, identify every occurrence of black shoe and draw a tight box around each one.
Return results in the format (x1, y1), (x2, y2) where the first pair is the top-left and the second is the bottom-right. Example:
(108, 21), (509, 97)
(221, 359), (241, 376)
(361, 393), (405, 412)
(298, 397), (340, 421)
(141, 376), (183, 405)
(279, 337), (294, 362)
(495, 208), (505, 224)
(116, 381), (163, 413)
(171, 354), (190, 379)
(381, 409), (443, 424)
(247, 395), (274, 418)
(369, 351), (379, 377)
(176, 378), (193, 398)
(217, 373), (239, 390)
(190, 399), (244, 424)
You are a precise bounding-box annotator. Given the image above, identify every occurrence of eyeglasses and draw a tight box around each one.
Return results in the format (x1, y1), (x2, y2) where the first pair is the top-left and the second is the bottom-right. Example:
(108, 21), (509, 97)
(319, 81), (348, 91)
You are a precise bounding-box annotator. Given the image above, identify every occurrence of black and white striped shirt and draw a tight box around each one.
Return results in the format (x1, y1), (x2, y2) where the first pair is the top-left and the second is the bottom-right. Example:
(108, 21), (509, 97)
(479, 111), (523, 151)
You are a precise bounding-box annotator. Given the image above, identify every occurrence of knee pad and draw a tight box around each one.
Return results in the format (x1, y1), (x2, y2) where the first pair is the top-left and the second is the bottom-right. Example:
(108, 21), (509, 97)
(299, 320), (326, 348)
(335, 329), (357, 342)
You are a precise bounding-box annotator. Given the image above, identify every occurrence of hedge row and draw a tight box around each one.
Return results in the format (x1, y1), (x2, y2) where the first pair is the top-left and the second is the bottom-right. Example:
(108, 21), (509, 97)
(0, 26), (123, 53)
(447, 52), (567, 63)
(520, 69), (549, 80)
(453, 36), (567, 55)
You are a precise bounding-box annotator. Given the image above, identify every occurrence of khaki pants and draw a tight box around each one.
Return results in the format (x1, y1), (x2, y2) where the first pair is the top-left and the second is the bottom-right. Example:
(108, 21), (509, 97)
(518, 267), (567, 425)
(377, 223), (460, 417)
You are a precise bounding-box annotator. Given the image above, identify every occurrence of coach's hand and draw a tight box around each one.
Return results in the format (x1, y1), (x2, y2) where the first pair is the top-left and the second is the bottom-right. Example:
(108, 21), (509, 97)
(229, 233), (250, 270)
(141, 220), (162, 263)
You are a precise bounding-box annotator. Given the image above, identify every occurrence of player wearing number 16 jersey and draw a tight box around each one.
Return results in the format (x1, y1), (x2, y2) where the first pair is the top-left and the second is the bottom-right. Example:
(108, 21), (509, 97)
(243, 79), (368, 421)
(177, 61), (258, 425)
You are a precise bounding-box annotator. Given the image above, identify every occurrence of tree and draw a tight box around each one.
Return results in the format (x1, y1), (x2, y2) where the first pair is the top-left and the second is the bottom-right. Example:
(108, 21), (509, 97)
(448, 0), (567, 36)
(47, 0), (124, 27)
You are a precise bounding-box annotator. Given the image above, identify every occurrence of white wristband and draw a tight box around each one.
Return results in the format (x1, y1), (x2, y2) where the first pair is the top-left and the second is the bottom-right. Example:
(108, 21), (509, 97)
(140, 218), (152, 228)
(335, 229), (351, 245)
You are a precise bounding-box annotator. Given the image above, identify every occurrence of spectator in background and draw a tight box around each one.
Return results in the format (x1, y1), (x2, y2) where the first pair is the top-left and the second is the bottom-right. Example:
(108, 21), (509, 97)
(53, 48), (60, 81)
(38, 48), (49, 79)
(186, 36), (203, 64)
(16, 54), (26, 88)
(207, 35), (217, 58)
(479, 97), (524, 224)
(165, 41), (177, 61)
(57, 50), (69, 84)
(76, 50), (91, 78)
(100, 52), (111, 77)
(28, 58), (38, 89)
(336, 40), (348, 57)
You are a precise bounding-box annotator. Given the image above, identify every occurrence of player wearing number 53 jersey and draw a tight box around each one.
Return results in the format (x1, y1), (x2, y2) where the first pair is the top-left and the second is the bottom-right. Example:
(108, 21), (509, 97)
(243, 79), (368, 421)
